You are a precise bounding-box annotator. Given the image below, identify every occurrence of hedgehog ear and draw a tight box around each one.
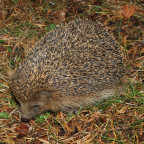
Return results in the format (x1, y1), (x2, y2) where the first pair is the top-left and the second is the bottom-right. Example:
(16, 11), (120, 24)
(38, 91), (51, 99)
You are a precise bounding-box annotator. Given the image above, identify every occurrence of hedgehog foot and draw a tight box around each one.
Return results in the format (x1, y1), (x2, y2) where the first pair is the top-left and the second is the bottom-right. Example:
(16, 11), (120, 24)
(67, 108), (79, 116)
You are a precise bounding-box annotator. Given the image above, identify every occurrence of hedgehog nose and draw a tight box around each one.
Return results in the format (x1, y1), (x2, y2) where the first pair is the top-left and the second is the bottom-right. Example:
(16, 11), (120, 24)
(21, 117), (29, 122)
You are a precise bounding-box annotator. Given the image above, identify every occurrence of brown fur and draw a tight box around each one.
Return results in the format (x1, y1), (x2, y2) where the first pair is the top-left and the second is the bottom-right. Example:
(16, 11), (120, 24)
(9, 19), (125, 120)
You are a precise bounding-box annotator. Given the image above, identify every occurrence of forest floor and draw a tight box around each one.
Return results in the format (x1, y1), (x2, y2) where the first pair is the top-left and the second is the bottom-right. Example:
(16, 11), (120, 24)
(0, 0), (144, 143)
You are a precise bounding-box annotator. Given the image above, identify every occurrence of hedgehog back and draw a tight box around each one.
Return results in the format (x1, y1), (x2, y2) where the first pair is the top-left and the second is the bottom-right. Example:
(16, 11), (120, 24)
(11, 20), (124, 101)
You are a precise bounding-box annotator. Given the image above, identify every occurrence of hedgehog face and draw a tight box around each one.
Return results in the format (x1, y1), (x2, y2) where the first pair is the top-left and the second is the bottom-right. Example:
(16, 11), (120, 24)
(19, 91), (51, 122)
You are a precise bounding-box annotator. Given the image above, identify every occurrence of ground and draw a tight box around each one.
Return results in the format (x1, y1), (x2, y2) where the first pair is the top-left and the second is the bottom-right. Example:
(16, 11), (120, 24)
(0, 0), (144, 143)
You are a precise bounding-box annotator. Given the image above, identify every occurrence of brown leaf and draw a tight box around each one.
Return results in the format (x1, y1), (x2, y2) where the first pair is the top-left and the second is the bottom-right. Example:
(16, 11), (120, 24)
(119, 4), (137, 20)
(14, 123), (30, 138)
(117, 106), (128, 114)
(91, 0), (102, 6)
(53, 10), (66, 22)
(0, 13), (6, 21)
(38, 138), (50, 144)
(2, 105), (13, 113)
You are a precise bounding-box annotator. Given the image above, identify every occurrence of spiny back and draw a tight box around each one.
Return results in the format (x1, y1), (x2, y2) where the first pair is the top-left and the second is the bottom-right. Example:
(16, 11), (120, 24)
(10, 19), (124, 101)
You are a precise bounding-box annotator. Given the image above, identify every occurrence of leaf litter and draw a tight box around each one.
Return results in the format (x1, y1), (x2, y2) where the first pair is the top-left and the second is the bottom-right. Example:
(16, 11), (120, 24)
(0, 0), (144, 143)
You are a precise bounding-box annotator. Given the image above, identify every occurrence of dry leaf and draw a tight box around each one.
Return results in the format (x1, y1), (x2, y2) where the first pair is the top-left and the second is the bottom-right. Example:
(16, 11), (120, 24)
(117, 106), (128, 114)
(53, 10), (66, 22)
(119, 4), (137, 20)
(38, 138), (50, 144)
(0, 13), (6, 21)
(14, 123), (30, 138)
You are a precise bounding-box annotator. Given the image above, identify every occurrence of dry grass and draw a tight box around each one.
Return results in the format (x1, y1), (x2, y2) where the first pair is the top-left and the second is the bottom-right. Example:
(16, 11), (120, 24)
(0, 0), (144, 143)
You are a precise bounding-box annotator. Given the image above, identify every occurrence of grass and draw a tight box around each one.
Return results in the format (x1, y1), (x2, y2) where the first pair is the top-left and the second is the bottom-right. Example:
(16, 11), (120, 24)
(0, 0), (144, 143)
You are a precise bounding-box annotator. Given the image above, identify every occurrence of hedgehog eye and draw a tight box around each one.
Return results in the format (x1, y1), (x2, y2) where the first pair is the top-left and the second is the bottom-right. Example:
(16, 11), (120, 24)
(32, 105), (40, 110)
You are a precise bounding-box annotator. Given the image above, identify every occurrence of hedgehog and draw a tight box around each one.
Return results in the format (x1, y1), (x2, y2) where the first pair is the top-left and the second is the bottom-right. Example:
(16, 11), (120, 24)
(10, 19), (124, 122)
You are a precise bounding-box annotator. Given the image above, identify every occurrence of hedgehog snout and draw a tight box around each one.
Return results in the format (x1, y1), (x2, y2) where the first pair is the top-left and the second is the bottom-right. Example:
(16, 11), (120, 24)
(21, 117), (29, 122)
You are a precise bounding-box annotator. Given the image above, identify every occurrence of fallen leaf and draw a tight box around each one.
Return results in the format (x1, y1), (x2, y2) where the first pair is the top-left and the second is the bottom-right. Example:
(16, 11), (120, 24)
(119, 4), (137, 20)
(38, 138), (50, 144)
(117, 106), (128, 114)
(0, 13), (6, 21)
(14, 123), (30, 138)
(53, 10), (66, 21)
